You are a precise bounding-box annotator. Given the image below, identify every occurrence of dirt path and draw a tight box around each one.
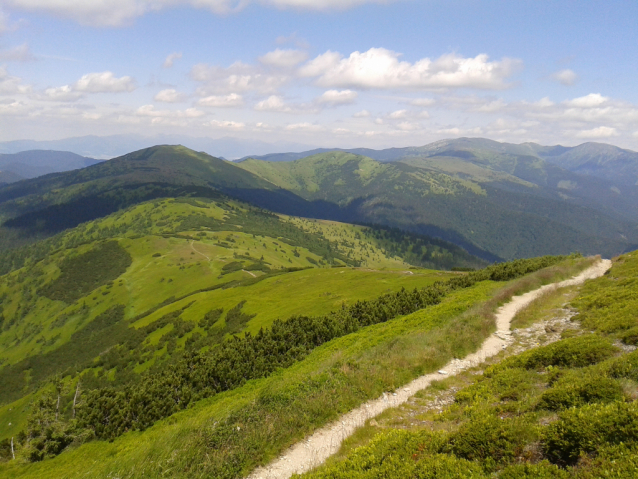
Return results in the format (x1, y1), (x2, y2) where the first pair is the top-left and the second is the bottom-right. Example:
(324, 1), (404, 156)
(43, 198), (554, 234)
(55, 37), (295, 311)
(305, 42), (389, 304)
(243, 269), (257, 278)
(190, 241), (211, 261)
(247, 259), (611, 479)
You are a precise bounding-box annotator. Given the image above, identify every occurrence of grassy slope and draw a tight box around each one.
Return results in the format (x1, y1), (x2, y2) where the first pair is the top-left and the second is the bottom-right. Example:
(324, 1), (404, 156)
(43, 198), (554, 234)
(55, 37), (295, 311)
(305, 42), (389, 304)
(238, 152), (634, 260)
(301, 252), (638, 478)
(0, 196), (472, 442)
(0, 256), (592, 477)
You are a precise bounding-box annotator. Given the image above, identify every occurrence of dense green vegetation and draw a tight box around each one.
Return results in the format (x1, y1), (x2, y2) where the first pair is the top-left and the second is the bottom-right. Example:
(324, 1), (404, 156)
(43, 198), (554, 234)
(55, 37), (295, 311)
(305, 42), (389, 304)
(0, 254), (569, 468)
(301, 252), (638, 478)
(40, 241), (131, 303)
(0, 194), (478, 448)
(0, 144), (634, 264)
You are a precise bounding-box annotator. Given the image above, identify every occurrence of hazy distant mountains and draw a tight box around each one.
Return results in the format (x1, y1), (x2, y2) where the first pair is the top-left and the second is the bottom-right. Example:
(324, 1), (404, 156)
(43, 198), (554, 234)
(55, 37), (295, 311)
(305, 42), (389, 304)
(0, 134), (313, 160)
(0, 143), (636, 261)
(241, 138), (638, 188)
(0, 150), (102, 185)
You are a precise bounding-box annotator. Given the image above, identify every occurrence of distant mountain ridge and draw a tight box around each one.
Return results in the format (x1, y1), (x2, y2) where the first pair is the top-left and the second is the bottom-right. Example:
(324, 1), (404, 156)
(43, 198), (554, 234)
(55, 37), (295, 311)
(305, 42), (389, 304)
(0, 150), (101, 185)
(241, 137), (638, 187)
(0, 143), (636, 262)
(0, 134), (313, 160)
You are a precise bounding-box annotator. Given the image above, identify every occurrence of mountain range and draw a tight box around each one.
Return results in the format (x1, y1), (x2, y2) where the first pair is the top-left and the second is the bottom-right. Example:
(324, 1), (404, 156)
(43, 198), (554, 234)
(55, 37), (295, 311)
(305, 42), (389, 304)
(0, 151), (101, 186)
(0, 139), (636, 261)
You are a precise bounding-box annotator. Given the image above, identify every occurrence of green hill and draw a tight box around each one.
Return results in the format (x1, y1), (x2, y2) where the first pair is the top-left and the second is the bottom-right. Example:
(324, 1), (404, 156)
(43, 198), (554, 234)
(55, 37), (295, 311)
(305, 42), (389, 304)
(0, 221), (583, 475)
(238, 151), (637, 260)
(0, 194), (485, 446)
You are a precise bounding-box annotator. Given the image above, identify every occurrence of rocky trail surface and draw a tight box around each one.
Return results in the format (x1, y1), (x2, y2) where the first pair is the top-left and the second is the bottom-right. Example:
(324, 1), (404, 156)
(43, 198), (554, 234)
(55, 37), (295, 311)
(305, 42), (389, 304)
(247, 259), (612, 479)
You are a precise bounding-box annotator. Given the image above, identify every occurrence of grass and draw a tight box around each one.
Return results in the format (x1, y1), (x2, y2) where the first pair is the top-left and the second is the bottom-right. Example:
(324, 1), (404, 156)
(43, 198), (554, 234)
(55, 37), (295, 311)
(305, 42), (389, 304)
(299, 253), (638, 478)
(0, 256), (592, 476)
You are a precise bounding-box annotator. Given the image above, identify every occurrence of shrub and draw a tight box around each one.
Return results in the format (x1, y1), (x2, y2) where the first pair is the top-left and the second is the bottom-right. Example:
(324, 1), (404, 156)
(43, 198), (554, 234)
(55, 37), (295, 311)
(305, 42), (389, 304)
(445, 413), (527, 469)
(536, 377), (624, 411)
(498, 462), (570, 478)
(542, 401), (638, 465)
(489, 335), (618, 375)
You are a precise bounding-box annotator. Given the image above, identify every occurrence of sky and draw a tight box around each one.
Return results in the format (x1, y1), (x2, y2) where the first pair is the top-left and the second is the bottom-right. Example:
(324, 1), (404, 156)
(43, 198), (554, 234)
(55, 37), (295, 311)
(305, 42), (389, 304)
(1, 0), (638, 151)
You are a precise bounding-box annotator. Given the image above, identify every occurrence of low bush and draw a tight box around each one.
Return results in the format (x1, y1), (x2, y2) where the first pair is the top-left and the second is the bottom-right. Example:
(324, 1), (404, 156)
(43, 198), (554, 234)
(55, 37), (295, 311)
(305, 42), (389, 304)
(536, 376), (624, 411)
(542, 401), (638, 465)
(488, 335), (618, 374)
(444, 413), (529, 469)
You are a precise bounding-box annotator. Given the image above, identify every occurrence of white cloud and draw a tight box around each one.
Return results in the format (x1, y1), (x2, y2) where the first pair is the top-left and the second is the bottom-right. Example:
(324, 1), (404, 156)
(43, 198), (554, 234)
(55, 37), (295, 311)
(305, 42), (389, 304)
(191, 61), (287, 95)
(388, 109), (407, 119)
(0, 66), (30, 94)
(253, 94), (315, 113)
(552, 69), (578, 86)
(285, 122), (324, 131)
(316, 89), (357, 105)
(154, 88), (187, 103)
(0, 43), (34, 61)
(254, 95), (291, 112)
(163, 52), (182, 68)
(259, 48), (308, 68)
(396, 121), (419, 131)
(576, 126), (619, 139)
(75, 71), (136, 93)
(198, 92), (244, 107)
(410, 97), (435, 107)
(42, 85), (83, 102)
(299, 48), (521, 90)
(136, 104), (204, 118)
(474, 99), (506, 112)
(207, 119), (246, 130)
(298, 50), (342, 77)
(353, 109), (370, 118)
(564, 93), (608, 108)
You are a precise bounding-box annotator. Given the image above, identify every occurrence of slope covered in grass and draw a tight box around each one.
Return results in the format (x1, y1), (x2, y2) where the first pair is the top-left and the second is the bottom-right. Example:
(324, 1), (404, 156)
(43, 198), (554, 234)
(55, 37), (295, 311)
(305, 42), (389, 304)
(0, 254), (585, 476)
(301, 252), (638, 478)
(0, 194), (484, 446)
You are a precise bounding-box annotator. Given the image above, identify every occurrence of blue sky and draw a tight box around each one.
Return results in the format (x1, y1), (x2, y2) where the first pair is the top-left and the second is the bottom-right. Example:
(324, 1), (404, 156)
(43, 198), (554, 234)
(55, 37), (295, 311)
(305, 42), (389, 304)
(1, 0), (638, 151)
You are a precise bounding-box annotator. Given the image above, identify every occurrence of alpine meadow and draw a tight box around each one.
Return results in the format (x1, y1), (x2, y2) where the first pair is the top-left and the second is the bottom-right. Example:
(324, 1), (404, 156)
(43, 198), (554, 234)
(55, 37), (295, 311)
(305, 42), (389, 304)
(1, 2), (638, 478)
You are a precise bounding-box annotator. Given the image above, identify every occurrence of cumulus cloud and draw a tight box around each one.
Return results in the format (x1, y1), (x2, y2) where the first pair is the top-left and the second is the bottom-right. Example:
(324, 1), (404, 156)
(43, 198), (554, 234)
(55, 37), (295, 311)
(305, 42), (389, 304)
(163, 52), (182, 68)
(552, 68), (578, 86)
(42, 85), (84, 102)
(316, 89), (357, 105)
(259, 48), (308, 68)
(563, 93), (608, 108)
(388, 109), (407, 119)
(0, 43), (34, 61)
(75, 71), (136, 93)
(353, 109), (370, 117)
(198, 92), (244, 107)
(191, 61), (287, 95)
(154, 88), (187, 103)
(299, 48), (521, 90)
(576, 126), (619, 139)
(254, 95), (293, 112)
